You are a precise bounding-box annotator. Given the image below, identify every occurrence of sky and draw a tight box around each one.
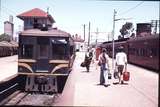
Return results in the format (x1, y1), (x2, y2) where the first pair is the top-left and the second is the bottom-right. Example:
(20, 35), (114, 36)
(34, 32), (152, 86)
(0, 0), (159, 43)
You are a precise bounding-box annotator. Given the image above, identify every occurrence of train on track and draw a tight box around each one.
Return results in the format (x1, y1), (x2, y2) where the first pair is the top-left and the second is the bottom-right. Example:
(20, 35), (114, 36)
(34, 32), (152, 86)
(0, 41), (18, 57)
(18, 26), (75, 94)
(99, 23), (159, 71)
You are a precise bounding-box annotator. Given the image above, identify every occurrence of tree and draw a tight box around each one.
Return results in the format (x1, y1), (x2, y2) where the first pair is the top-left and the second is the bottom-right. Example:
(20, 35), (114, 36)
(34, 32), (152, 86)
(0, 33), (11, 42)
(119, 22), (134, 38)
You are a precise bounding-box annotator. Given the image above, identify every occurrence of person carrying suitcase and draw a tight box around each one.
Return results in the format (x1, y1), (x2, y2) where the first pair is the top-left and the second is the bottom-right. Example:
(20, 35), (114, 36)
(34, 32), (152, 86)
(115, 46), (127, 84)
(84, 50), (93, 72)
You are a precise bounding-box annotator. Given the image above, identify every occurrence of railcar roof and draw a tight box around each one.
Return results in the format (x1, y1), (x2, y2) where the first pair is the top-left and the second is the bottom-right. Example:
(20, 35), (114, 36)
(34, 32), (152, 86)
(128, 34), (159, 41)
(19, 28), (71, 37)
(102, 38), (129, 44)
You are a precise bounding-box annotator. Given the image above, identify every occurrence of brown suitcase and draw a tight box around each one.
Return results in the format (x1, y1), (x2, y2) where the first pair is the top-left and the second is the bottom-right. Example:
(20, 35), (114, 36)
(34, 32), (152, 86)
(123, 71), (130, 81)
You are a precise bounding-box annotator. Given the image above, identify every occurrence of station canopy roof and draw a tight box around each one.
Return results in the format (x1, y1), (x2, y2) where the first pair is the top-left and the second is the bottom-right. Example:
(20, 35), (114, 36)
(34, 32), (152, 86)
(0, 41), (17, 47)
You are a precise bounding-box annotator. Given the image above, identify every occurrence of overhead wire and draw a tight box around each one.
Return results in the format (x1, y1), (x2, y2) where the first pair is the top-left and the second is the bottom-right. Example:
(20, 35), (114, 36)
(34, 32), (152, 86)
(1, 5), (17, 16)
(117, 1), (144, 16)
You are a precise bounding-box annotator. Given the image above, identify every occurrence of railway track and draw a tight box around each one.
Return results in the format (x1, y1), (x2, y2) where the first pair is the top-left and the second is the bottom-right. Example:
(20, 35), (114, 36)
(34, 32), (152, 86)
(0, 75), (59, 106)
(5, 92), (58, 106)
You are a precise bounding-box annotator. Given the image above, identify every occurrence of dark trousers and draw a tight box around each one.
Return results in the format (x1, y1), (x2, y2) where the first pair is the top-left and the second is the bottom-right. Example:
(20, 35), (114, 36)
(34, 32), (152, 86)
(100, 70), (105, 84)
(100, 63), (107, 84)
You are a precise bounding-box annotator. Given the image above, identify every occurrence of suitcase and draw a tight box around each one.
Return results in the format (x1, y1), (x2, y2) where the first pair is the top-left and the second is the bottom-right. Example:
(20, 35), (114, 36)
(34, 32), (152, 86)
(123, 71), (130, 81)
(108, 72), (112, 79)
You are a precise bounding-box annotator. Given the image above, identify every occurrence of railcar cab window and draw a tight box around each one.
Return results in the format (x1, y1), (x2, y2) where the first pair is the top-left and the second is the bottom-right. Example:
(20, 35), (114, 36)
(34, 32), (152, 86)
(51, 38), (68, 60)
(21, 45), (33, 58)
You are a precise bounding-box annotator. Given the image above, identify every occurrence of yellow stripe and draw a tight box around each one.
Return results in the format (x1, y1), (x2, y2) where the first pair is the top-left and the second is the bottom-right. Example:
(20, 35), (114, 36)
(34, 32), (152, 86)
(18, 63), (33, 73)
(18, 59), (36, 63)
(18, 73), (68, 76)
(51, 64), (68, 73)
(49, 60), (69, 64)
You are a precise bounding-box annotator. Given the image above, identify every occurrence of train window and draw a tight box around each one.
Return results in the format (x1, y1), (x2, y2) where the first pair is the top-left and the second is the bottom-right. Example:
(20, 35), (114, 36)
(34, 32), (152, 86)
(141, 49), (144, 56)
(139, 49), (141, 56)
(150, 48), (157, 57)
(51, 38), (68, 60)
(52, 44), (67, 59)
(38, 45), (48, 59)
(136, 49), (139, 56)
(22, 45), (33, 58)
(129, 48), (132, 54)
(129, 48), (136, 55)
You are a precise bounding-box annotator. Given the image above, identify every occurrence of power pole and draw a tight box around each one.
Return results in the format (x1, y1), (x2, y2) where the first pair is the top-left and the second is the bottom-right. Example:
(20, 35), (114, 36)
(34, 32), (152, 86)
(83, 24), (85, 41)
(151, 20), (159, 34)
(95, 28), (99, 45)
(88, 21), (91, 50)
(112, 9), (116, 70)
(0, 0), (1, 21)
(107, 33), (109, 41)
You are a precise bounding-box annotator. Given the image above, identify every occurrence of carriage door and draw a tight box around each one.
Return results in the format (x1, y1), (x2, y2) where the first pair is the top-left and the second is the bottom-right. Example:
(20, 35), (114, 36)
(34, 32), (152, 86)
(37, 38), (49, 72)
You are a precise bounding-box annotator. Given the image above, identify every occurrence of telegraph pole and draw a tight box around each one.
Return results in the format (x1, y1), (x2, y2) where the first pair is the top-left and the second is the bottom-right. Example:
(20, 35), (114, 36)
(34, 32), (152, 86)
(88, 21), (91, 50)
(95, 28), (98, 45)
(0, 0), (1, 21)
(107, 33), (109, 41)
(112, 9), (116, 70)
(83, 24), (85, 41)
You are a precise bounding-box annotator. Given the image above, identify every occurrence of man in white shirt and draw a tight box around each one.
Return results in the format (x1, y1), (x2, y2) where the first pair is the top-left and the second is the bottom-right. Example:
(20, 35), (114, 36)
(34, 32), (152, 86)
(115, 46), (127, 84)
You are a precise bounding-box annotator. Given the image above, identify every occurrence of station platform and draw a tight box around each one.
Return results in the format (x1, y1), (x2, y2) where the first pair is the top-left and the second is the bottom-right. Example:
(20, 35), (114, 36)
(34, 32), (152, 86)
(0, 53), (158, 107)
(0, 55), (17, 81)
(54, 52), (158, 107)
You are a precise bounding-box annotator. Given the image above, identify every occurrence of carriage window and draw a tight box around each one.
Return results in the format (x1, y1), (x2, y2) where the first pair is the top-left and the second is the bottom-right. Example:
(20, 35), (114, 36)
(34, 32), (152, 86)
(21, 45), (33, 58)
(136, 49), (139, 56)
(129, 48), (136, 55)
(38, 45), (48, 59)
(150, 48), (157, 57)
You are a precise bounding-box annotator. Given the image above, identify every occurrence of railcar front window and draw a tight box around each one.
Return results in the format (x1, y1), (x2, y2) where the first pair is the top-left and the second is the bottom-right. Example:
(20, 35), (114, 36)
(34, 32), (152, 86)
(51, 38), (68, 60)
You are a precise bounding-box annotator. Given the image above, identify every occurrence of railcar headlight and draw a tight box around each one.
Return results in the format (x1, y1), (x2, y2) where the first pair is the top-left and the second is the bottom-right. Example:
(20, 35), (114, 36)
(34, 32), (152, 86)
(19, 67), (23, 71)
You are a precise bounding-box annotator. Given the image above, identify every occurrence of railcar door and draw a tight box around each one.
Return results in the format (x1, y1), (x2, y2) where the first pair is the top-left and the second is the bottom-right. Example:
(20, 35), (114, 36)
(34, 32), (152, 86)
(36, 37), (49, 72)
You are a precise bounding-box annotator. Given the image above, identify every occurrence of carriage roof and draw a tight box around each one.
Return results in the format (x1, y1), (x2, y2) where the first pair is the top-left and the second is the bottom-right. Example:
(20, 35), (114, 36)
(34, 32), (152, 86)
(127, 34), (159, 42)
(19, 28), (71, 37)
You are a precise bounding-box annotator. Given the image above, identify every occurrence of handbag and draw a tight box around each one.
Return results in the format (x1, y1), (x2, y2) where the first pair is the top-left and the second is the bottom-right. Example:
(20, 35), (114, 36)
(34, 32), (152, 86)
(98, 61), (101, 66)
(80, 62), (86, 67)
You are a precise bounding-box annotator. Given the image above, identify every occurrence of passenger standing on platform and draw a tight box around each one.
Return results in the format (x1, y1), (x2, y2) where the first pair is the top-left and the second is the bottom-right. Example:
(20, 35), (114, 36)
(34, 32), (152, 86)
(84, 49), (93, 72)
(91, 48), (96, 64)
(115, 46), (127, 84)
(98, 48), (110, 86)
